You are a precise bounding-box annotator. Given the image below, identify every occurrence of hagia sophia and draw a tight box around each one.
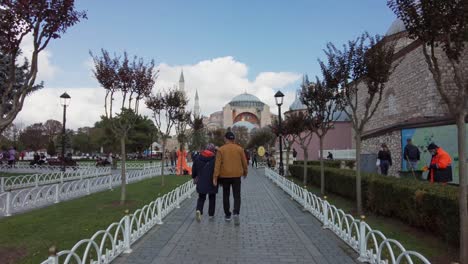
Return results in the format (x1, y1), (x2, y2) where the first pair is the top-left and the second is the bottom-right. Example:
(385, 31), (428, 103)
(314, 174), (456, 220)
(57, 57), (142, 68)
(178, 71), (276, 132)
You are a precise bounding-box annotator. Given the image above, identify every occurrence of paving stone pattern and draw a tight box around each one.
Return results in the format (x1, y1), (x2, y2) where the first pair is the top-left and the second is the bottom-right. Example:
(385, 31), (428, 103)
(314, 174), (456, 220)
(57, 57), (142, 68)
(114, 169), (358, 264)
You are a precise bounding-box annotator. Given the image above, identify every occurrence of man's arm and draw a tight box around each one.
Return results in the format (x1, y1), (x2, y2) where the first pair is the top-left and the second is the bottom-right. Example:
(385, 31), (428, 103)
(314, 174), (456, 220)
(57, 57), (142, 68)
(241, 149), (248, 176)
(214, 151), (222, 180)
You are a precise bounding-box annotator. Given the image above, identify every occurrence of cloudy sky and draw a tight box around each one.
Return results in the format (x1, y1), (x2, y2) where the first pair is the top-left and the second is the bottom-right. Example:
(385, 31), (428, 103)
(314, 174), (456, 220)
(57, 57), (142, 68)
(15, 0), (396, 129)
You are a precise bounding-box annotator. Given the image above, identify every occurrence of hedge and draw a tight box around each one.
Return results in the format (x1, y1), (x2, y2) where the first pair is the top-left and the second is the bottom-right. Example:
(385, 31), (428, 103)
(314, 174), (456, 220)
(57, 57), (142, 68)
(293, 160), (341, 168)
(288, 164), (462, 246)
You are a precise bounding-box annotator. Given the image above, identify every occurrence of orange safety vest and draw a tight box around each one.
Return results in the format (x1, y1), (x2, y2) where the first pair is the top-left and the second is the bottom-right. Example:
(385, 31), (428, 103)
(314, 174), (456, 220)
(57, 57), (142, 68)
(429, 147), (451, 183)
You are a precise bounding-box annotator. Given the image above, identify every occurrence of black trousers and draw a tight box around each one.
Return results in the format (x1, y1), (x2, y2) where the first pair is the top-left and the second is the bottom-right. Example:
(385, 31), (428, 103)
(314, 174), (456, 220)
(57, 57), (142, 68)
(220, 177), (241, 217)
(252, 159), (257, 168)
(196, 193), (216, 216)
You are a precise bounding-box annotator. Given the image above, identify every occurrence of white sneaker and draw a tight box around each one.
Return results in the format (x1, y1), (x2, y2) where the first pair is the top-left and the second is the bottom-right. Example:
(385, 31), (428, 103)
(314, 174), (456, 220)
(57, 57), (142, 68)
(233, 214), (240, 226)
(196, 210), (202, 222)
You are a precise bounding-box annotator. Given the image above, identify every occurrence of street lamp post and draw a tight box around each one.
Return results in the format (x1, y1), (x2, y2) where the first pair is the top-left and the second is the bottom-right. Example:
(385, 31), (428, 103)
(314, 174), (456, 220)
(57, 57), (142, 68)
(60, 92), (71, 172)
(274, 91), (285, 176)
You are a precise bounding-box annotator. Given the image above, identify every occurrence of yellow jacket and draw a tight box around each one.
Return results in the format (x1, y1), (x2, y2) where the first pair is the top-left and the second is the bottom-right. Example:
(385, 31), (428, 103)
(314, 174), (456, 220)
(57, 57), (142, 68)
(214, 143), (248, 179)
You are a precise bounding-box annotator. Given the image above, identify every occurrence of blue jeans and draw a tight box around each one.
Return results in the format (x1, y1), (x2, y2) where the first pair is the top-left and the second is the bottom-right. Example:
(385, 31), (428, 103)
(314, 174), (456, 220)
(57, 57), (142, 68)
(406, 161), (418, 171)
(380, 160), (390, 175)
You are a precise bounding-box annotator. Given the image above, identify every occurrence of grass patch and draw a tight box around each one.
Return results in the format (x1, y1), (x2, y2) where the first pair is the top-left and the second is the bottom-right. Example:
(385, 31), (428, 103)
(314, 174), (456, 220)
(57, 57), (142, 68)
(0, 172), (33, 178)
(288, 176), (458, 263)
(0, 174), (191, 264)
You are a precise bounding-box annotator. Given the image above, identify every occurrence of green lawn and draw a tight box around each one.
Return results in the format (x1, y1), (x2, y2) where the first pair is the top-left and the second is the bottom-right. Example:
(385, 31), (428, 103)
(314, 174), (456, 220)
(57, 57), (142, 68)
(0, 175), (191, 264)
(288, 176), (458, 263)
(0, 172), (33, 178)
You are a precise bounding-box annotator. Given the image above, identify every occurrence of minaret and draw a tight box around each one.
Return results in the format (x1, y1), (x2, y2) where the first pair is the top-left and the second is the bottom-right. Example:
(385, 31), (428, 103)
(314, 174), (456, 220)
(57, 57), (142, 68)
(194, 89), (200, 118)
(179, 70), (185, 92)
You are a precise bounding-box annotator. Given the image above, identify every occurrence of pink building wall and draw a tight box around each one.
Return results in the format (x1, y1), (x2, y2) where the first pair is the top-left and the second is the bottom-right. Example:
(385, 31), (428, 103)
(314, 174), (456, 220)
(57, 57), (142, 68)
(280, 122), (353, 161)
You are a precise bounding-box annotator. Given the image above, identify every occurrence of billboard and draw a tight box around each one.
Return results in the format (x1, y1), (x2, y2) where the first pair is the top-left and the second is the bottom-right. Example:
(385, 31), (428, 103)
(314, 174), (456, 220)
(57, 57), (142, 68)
(401, 123), (468, 184)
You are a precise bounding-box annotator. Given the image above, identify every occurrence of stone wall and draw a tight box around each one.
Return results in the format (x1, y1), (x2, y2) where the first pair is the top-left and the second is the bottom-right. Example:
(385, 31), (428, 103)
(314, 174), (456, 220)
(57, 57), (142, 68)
(362, 130), (401, 176)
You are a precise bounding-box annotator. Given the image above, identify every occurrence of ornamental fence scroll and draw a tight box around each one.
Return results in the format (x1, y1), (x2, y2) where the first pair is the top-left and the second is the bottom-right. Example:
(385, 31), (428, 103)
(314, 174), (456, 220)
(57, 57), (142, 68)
(0, 165), (172, 217)
(0, 167), (111, 192)
(0, 164), (86, 174)
(40, 179), (195, 264)
(262, 167), (430, 264)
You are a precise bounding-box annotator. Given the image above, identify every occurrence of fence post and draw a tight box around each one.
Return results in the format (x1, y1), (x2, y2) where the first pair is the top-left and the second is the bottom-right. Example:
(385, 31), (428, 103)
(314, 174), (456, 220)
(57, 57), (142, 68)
(46, 246), (58, 264)
(302, 186), (308, 211)
(123, 210), (133, 254)
(54, 184), (60, 204)
(156, 197), (163, 225)
(109, 175), (113, 191)
(1, 177), (4, 193)
(35, 174), (39, 188)
(176, 187), (181, 209)
(357, 215), (368, 262)
(5, 191), (11, 216)
(322, 197), (329, 229)
(86, 179), (91, 195)
(60, 172), (64, 185)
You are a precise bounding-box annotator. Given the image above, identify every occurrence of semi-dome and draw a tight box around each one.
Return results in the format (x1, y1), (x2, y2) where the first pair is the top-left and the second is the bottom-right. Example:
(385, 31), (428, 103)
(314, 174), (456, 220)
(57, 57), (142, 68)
(386, 19), (406, 36)
(229, 92), (264, 108)
(232, 121), (258, 131)
(289, 89), (307, 111)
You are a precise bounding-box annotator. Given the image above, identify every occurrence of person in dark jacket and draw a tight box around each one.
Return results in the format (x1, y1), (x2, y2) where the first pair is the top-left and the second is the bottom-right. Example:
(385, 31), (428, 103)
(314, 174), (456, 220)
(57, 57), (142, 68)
(192, 143), (218, 222)
(403, 138), (420, 170)
(377, 143), (392, 176)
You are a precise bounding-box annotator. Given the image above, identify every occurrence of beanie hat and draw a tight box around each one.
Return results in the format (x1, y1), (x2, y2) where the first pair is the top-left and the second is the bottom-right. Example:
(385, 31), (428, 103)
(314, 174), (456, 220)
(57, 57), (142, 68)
(427, 143), (438, 150)
(225, 131), (235, 140)
(205, 143), (217, 152)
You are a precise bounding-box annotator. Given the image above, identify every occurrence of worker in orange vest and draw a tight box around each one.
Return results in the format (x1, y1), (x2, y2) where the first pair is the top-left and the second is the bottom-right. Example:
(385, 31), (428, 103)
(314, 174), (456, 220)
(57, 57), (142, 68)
(426, 143), (453, 183)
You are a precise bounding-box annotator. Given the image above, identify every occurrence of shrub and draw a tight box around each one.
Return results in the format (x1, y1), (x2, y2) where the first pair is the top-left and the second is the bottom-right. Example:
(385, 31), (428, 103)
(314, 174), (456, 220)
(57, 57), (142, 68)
(288, 164), (463, 246)
(293, 160), (341, 168)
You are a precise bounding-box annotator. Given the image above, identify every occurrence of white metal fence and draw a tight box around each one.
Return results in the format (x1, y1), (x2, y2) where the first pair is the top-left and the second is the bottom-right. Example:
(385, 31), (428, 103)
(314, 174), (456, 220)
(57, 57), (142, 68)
(320, 149), (356, 160)
(0, 165), (173, 217)
(0, 167), (111, 192)
(262, 167), (430, 264)
(40, 179), (195, 264)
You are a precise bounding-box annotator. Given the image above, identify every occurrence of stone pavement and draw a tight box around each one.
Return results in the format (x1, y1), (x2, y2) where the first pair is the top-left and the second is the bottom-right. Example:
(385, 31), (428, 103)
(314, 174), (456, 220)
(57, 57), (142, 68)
(114, 168), (358, 264)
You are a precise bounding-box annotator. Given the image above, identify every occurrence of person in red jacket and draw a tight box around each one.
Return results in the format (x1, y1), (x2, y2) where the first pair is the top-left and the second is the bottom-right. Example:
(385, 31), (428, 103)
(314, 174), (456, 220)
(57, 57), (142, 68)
(427, 143), (453, 183)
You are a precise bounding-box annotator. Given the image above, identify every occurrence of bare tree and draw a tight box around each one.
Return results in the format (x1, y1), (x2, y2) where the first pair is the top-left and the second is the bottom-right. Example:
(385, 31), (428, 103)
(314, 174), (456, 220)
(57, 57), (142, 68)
(388, 1), (468, 262)
(91, 49), (156, 204)
(286, 112), (315, 185)
(146, 89), (188, 185)
(301, 78), (345, 194)
(43, 119), (62, 142)
(321, 33), (397, 215)
(0, 0), (86, 133)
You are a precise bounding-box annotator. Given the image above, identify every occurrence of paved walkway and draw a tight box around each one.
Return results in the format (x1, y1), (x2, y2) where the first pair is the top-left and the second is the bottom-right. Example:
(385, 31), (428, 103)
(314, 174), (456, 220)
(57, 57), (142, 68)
(115, 169), (358, 264)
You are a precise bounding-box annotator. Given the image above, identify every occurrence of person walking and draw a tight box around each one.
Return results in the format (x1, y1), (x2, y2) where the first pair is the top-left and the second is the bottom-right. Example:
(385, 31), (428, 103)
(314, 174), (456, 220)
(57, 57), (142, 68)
(292, 148), (298, 162)
(426, 143), (452, 184)
(192, 143), (218, 222)
(213, 132), (248, 225)
(377, 143), (392, 176)
(8, 146), (16, 166)
(251, 151), (258, 168)
(403, 138), (420, 171)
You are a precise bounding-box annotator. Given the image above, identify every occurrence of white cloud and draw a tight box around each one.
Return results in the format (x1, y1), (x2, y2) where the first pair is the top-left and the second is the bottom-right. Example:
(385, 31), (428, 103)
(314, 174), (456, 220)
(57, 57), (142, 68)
(16, 56), (301, 129)
(19, 35), (58, 81)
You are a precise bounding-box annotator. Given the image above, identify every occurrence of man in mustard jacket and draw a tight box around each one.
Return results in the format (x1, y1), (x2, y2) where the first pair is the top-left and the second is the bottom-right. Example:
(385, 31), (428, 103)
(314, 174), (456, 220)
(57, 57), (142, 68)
(213, 131), (248, 225)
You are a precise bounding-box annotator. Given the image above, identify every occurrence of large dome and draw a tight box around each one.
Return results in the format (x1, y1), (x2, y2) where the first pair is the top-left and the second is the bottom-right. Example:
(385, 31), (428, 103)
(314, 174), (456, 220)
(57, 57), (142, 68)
(229, 93), (264, 108)
(232, 121), (258, 131)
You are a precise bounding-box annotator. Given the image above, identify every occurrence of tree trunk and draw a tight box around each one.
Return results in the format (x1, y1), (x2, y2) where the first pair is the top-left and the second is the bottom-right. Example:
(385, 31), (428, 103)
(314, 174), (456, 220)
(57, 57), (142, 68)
(120, 135), (127, 205)
(303, 147), (308, 185)
(355, 133), (363, 216)
(319, 136), (325, 195)
(456, 114), (468, 264)
(161, 139), (167, 186)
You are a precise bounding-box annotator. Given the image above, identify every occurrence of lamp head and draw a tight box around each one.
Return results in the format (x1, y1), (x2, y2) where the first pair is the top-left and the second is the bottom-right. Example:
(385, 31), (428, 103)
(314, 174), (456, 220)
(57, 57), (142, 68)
(60, 92), (71, 107)
(274, 90), (285, 106)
